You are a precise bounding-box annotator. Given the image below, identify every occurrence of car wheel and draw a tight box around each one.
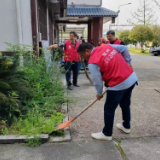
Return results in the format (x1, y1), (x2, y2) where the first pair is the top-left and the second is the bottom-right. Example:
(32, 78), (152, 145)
(153, 52), (158, 56)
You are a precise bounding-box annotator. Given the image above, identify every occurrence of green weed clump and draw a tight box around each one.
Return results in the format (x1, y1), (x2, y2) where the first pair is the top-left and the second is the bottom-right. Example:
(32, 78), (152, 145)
(0, 43), (66, 146)
(25, 137), (41, 147)
(10, 111), (64, 135)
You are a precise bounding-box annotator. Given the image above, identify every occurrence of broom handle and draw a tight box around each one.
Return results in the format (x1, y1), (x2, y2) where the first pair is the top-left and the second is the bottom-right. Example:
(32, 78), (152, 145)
(81, 57), (93, 85)
(73, 90), (107, 121)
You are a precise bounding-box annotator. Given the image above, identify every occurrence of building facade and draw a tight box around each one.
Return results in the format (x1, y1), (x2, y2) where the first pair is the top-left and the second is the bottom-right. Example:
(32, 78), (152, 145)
(0, 0), (66, 54)
(0, 0), (117, 54)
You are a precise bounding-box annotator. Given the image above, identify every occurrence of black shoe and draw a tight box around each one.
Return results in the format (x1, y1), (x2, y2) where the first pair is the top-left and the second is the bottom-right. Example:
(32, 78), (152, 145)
(68, 85), (73, 90)
(67, 81), (72, 86)
(73, 84), (80, 87)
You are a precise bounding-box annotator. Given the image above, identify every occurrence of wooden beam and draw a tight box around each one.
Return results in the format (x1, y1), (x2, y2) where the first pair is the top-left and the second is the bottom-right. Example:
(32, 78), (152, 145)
(88, 22), (91, 43)
(55, 20), (90, 24)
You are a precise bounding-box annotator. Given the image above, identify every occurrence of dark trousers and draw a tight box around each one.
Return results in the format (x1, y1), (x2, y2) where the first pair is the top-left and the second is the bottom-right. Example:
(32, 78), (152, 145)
(103, 84), (135, 136)
(65, 61), (79, 86)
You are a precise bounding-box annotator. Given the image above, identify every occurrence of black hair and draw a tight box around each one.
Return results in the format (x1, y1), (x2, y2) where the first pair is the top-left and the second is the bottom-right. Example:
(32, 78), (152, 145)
(107, 30), (115, 36)
(77, 43), (93, 53)
(70, 31), (77, 37)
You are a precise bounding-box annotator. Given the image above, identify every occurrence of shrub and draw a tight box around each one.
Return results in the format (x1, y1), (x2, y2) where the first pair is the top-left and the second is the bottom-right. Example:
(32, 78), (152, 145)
(0, 43), (65, 145)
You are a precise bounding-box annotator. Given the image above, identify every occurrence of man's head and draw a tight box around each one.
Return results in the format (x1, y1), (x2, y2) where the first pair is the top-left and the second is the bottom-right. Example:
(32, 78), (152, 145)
(77, 35), (79, 39)
(107, 30), (116, 42)
(80, 36), (84, 40)
(70, 31), (77, 42)
(102, 38), (106, 43)
(77, 43), (93, 60)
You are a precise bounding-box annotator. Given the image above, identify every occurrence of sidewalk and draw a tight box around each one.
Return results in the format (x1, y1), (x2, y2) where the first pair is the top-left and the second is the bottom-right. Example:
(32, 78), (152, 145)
(0, 141), (122, 160)
(121, 137), (160, 160)
(0, 54), (160, 160)
(68, 73), (160, 141)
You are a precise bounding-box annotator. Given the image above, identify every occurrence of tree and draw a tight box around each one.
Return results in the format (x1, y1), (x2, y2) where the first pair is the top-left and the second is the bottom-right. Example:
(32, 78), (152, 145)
(153, 0), (160, 9)
(128, 0), (157, 25)
(83, 28), (87, 38)
(0, 45), (31, 125)
(119, 30), (132, 45)
(129, 25), (154, 49)
(151, 25), (160, 46)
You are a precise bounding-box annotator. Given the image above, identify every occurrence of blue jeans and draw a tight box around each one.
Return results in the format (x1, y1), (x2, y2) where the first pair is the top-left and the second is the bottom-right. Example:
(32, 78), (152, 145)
(78, 62), (82, 71)
(65, 61), (79, 86)
(103, 84), (135, 136)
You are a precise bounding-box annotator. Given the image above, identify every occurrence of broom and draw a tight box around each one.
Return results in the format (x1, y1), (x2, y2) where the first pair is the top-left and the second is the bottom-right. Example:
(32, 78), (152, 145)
(81, 57), (93, 85)
(56, 90), (107, 130)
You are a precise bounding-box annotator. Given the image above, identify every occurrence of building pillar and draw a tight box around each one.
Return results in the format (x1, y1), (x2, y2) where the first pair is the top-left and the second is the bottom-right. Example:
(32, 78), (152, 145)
(46, 4), (49, 43)
(88, 22), (91, 43)
(91, 21), (94, 43)
(92, 17), (103, 46)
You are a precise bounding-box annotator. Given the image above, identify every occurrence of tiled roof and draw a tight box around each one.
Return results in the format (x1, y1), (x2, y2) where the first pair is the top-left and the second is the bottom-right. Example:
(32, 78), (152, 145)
(67, 6), (118, 17)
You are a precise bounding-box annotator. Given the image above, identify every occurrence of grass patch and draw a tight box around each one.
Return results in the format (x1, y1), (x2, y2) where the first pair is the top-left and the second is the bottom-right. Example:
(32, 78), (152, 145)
(8, 112), (64, 135)
(25, 137), (41, 147)
(129, 48), (150, 55)
(114, 140), (128, 160)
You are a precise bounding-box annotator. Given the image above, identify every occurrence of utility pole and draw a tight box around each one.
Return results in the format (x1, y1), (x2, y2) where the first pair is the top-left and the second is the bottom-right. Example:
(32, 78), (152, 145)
(117, 3), (132, 30)
(144, 0), (146, 25)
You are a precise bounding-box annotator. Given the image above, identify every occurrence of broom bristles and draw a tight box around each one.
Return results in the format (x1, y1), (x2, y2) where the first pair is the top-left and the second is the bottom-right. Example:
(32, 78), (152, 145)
(56, 119), (74, 130)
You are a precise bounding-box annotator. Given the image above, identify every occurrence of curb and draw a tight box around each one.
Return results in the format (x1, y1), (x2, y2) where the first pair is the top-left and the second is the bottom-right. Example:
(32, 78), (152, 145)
(49, 76), (71, 143)
(50, 115), (71, 142)
(0, 134), (49, 144)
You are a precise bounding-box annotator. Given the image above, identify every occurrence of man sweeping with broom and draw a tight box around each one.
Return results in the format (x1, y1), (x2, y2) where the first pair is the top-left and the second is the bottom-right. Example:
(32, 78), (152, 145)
(77, 43), (138, 141)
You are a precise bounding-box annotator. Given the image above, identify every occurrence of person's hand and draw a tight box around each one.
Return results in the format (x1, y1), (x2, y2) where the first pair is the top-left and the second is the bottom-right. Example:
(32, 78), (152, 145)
(51, 44), (58, 48)
(96, 94), (103, 100)
(47, 44), (58, 50)
(79, 56), (82, 62)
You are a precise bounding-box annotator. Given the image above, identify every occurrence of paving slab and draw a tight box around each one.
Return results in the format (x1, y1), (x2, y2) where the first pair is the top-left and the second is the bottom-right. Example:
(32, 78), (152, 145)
(155, 89), (160, 94)
(121, 137), (160, 160)
(0, 141), (122, 160)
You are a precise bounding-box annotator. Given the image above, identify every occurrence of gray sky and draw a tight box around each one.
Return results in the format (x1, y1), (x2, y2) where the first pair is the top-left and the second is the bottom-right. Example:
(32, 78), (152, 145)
(102, 0), (160, 26)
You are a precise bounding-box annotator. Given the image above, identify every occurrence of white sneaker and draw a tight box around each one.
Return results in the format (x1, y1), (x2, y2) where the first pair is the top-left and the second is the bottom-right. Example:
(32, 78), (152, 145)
(116, 123), (130, 134)
(91, 132), (112, 141)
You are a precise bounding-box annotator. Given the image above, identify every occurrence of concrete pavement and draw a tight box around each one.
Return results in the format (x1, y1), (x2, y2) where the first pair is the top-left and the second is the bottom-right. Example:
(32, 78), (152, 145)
(0, 141), (122, 160)
(0, 54), (160, 160)
(68, 54), (160, 141)
(121, 137), (160, 160)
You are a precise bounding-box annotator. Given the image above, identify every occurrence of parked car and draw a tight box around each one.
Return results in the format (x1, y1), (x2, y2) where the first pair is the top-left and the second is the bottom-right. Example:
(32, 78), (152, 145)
(149, 46), (160, 56)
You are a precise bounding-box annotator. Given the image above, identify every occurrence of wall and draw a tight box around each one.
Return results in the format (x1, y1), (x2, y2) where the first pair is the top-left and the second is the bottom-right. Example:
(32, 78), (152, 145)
(67, 0), (101, 6)
(0, 0), (32, 51)
(20, 0), (33, 47)
(0, 0), (18, 51)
